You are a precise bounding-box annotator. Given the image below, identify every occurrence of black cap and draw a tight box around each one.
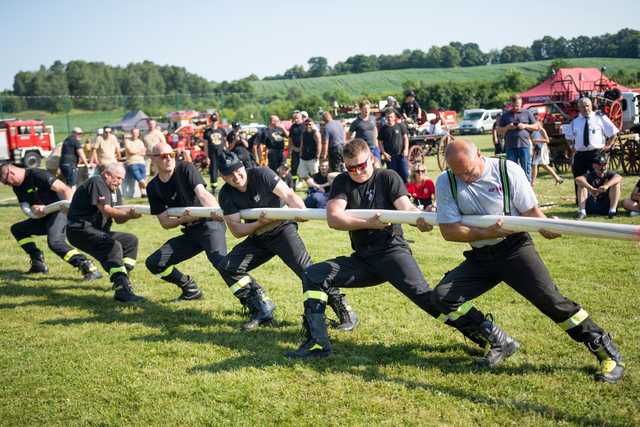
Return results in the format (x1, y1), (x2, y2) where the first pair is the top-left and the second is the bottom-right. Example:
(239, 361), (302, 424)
(231, 121), (240, 129)
(594, 154), (609, 165)
(405, 90), (416, 97)
(217, 150), (243, 175)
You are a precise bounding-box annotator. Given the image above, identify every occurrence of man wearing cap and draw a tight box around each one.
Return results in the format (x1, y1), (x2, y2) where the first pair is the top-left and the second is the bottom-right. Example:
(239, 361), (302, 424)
(297, 118), (321, 180)
(227, 122), (255, 169)
(1, 163), (101, 279)
(144, 143), (227, 301)
(203, 112), (227, 195)
(567, 97), (619, 203)
(321, 111), (345, 173)
(92, 127), (121, 171)
(216, 151), (357, 331)
(66, 162), (144, 302)
(400, 91), (421, 122)
(59, 127), (91, 187)
(288, 111), (305, 182)
(260, 115), (289, 172)
(144, 120), (167, 176)
(575, 154), (622, 219)
(431, 139), (624, 383)
(289, 138), (515, 360)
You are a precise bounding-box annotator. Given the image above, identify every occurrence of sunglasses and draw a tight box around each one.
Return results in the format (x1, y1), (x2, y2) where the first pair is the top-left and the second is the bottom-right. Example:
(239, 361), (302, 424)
(415, 169), (426, 173)
(153, 152), (176, 160)
(345, 159), (368, 174)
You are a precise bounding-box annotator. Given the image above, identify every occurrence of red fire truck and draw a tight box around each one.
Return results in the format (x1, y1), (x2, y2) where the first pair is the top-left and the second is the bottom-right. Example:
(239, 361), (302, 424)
(0, 119), (55, 168)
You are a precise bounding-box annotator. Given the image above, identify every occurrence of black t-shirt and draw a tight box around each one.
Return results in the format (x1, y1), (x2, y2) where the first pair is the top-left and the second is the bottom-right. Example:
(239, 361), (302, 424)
(311, 172), (329, 186)
(329, 169), (409, 254)
(261, 127), (287, 150)
(60, 136), (81, 165)
(348, 116), (377, 150)
(289, 123), (305, 149)
(584, 170), (617, 199)
(219, 167), (283, 223)
(378, 123), (408, 156)
(13, 168), (60, 207)
(204, 127), (227, 157)
(400, 100), (421, 119)
(147, 162), (206, 215)
(226, 130), (238, 146)
(68, 175), (122, 231)
(301, 130), (319, 160)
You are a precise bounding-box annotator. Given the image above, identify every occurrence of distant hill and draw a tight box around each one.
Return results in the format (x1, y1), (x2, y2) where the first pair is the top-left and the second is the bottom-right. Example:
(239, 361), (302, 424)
(251, 58), (640, 97)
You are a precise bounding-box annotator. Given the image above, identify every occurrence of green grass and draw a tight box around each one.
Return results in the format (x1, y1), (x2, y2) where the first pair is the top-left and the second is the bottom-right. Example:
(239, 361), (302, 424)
(1, 135), (639, 425)
(252, 57), (640, 98)
(8, 109), (127, 137)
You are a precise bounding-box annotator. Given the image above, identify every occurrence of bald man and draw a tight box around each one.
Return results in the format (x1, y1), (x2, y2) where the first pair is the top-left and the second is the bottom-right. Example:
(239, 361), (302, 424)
(432, 139), (624, 383)
(260, 115), (289, 172)
(144, 143), (227, 301)
(66, 162), (144, 302)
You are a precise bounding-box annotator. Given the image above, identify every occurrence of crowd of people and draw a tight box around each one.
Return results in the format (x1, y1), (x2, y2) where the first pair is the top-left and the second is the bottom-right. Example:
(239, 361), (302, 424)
(2, 90), (636, 385)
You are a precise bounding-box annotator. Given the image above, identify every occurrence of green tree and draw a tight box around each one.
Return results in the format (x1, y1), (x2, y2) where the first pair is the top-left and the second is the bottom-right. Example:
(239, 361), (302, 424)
(440, 46), (461, 67)
(307, 56), (329, 77)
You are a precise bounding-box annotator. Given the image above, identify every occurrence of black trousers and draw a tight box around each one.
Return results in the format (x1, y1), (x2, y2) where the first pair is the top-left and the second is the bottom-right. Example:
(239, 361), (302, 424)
(572, 149), (602, 205)
(290, 150), (300, 177)
(10, 212), (85, 266)
(208, 150), (219, 190)
(267, 149), (285, 172)
(432, 233), (604, 343)
(145, 220), (227, 278)
(303, 244), (440, 318)
(328, 145), (344, 172)
(218, 222), (342, 300)
(67, 224), (138, 281)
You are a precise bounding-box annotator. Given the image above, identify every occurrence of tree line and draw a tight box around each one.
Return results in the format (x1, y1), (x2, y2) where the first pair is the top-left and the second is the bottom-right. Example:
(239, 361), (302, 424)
(265, 28), (640, 80)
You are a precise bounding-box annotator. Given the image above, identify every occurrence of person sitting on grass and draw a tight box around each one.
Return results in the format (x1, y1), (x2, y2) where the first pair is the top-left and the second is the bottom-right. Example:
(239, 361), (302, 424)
(406, 163), (436, 211)
(304, 159), (335, 208)
(575, 154), (622, 220)
(622, 178), (640, 217)
(276, 163), (294, 189)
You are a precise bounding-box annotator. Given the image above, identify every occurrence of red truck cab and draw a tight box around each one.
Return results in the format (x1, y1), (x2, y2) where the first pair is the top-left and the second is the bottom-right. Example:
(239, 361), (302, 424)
(0, 119), (55, 168)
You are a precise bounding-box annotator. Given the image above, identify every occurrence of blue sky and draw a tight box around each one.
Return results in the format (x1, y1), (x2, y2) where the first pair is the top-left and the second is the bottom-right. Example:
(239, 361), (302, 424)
(2, 0), (639, 90)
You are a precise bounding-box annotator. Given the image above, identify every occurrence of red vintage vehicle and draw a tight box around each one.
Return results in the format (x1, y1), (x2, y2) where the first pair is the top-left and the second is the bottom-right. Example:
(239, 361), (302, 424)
(0, 119), (55, 168)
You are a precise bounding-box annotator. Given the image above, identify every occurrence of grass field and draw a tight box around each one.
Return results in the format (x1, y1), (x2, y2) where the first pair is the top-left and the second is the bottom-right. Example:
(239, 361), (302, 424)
(251, 58), (640, 98)
(1, 135), (639, 425)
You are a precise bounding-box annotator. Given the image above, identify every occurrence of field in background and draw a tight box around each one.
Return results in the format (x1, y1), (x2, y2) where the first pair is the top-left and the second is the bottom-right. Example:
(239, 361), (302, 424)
(252, 58), (640, 97)
(0, 135), (638, 425)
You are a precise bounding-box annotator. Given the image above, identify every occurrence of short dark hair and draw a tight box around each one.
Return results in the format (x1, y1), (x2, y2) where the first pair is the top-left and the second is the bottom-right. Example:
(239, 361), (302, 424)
(511, 94), (522, 103)
(343, 138), (370, 159)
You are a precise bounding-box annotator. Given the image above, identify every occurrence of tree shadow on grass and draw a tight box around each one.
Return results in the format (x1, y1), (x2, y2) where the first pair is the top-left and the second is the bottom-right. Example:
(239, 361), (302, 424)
(0, 269), (79, 283)
(0, 280), (627, 427)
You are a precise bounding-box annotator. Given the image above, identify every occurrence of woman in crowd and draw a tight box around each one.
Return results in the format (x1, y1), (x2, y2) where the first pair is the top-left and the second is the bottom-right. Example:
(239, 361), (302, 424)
(406, 163), (436, 211)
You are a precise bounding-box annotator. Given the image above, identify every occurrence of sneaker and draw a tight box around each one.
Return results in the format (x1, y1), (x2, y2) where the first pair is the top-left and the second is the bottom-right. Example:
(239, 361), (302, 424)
(630, 211), (640, 217)
(574, 211), (587, 220)
(608, 211), (617, 219)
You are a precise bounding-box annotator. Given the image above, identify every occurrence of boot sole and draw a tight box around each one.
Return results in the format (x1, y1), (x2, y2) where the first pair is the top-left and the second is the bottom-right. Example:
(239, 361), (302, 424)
(477, 340), (521, 368)
(285, 350), (331, 359)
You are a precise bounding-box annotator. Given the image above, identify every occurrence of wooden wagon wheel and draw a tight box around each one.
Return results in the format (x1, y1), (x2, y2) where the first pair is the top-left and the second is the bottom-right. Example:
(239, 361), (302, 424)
(436, 135), (450, 171)
(621, 138), (640, 176)
(607, 135), (622, 172)
(608, 100), (624, 130)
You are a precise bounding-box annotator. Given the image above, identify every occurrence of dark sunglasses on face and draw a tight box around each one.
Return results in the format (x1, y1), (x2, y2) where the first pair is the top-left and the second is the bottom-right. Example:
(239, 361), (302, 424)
(415, 169), (425, 173)
(345, 159), (368, 173)
(153, 152), (176, 160)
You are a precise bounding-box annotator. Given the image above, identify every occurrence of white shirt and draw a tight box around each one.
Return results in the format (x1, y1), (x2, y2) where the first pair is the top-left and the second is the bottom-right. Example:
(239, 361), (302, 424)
(568, 113), (618, 152)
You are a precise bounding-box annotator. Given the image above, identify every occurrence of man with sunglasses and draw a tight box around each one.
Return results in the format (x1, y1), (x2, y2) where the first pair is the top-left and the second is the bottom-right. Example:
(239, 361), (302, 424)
(289, 138), (516, 361)
(144, 143), (227, 301)
(1, 164), (100, 279)
(66, 162), (144, 302)
(575, 154), (622, 219)
(216, 151), (357, 331)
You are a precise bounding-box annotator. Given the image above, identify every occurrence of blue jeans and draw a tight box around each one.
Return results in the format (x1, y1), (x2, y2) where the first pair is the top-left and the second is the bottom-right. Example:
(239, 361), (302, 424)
(387, 154), (409, 184)
(304, 191), (330, 208)
(506, 147), (532, 182)
(59, 163), (78, 186)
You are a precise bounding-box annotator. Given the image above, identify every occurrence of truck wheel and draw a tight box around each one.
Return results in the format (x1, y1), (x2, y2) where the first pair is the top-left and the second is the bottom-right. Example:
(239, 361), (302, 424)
(22, 151), (42, 169)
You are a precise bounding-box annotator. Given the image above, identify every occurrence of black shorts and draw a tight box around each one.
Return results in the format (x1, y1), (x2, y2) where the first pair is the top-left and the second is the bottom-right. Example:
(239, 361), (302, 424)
(586, 196), (610, 215)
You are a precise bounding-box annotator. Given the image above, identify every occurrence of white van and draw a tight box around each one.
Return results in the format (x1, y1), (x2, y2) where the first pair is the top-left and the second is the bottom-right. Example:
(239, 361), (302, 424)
(459, 109), (502, 134)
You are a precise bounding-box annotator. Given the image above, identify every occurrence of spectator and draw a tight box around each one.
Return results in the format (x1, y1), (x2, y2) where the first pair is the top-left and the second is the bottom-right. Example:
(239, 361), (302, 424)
(276, 163), (294, 189)
(531, 121), (563, 187)
(144, 120), (166, 177)
(321, 111), (345, 172)
(288, 111), (304, 179)
(59, 127), (91, 188)
(622, 178), (640, 217)
(575, 154), (622, 219)
(304, 159), (334, 208)
(298, 118), (321, 181)
(203, 112), (227, 194)
(261, 115), (289, 172)
(92, 127), (121, 171)
(124, 128), (147, 198)
(378, 110), (409, 183)
(227, 123), (256, 169)
(347, 100), (380, 161)
(498, 95), (537, 181)
(400, 90), (422, 122)
(492, 112), (505, 155)
(406, 163), (436, 211)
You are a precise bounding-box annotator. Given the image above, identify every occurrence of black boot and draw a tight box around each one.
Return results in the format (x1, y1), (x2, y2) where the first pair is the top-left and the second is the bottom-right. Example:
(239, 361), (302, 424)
(78, 260), (102, 281)
(27, 253), (48, 274)
(242, 287), (275, 330)
(113, 275), (144, 303)
(286, 313), (331, 359)
(467, 318), (520, 367)
(176, 276), (203, 301)
(327, 293), (358, 332)
(586, 333), (624, 383)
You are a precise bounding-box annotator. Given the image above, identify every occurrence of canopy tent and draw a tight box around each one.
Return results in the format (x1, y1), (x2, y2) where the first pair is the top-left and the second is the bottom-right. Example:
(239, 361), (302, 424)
(107, 110), (151, 131)
(519, 68), (631, 107)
